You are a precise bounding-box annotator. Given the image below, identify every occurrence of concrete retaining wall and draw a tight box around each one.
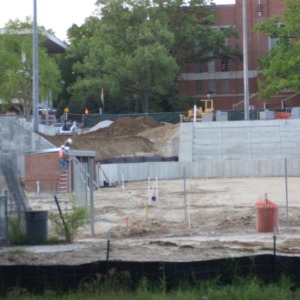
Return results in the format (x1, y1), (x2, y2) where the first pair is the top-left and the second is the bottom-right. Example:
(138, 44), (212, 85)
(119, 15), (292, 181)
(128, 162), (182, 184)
(98, 119), (300, 184)
(98, 158), (300, 185)
(180, 119), (300, 161)
(0, 117), (55, 176)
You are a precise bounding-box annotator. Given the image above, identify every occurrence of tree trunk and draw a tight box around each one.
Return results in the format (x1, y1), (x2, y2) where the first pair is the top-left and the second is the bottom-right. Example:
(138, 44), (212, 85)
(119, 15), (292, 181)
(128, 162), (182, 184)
(141, 92), (149, 113)
(25, 101), (31, 121)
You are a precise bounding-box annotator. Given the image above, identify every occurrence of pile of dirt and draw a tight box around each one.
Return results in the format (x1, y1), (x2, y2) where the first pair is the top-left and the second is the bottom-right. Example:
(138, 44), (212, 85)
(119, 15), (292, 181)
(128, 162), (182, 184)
(40, 117), (180, 159)
(86, 116), (162, 138)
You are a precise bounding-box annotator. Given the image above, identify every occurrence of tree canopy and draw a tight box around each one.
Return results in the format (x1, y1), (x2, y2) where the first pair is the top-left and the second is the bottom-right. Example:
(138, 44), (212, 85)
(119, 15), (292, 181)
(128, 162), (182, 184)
(255, 0), (300, 101)
(67, 0), (240, 113)
(0, 19), (61, 117)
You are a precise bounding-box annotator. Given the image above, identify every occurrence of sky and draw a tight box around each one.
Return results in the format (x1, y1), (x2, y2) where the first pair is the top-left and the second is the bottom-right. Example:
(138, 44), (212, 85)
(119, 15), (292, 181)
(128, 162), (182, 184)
(0, 0), (235, 42)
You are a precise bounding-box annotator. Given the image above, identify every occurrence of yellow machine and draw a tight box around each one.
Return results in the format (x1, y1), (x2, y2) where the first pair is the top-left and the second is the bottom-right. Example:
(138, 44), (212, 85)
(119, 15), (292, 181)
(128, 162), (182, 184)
(180, 99), (214, 122)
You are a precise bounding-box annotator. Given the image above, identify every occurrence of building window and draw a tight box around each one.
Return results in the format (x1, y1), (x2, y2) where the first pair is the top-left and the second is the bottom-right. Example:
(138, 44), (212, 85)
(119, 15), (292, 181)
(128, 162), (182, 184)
(220, 27), (229, 71)
(195, 62), (202, 73)
(221, 80), (229, 94)
(208, 51), (215, 73)
(221, 57), (229, 71)
(195, 81), (202, 95)
(268, 23), (285, 50)
(208, 80), (216, 95)
(194, 39), (201, 53)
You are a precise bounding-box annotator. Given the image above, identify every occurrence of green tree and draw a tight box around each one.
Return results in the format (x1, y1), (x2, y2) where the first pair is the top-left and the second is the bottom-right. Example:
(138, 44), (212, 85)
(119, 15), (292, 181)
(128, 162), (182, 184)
(255, 0), (300, 101)
(67, 0), (240, 113)
(0, 18), (61, 118)
(65, 17), (104, 114)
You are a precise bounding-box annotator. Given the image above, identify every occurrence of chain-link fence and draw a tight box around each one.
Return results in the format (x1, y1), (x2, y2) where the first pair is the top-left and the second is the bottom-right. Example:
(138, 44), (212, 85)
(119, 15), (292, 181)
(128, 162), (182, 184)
(2, 159), (30, 216)
(0, 192), (8, 245)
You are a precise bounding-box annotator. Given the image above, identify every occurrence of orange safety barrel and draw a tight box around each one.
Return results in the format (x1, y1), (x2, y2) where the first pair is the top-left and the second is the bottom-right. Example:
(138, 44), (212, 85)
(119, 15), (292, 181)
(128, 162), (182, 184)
(256, 197), (278, 233)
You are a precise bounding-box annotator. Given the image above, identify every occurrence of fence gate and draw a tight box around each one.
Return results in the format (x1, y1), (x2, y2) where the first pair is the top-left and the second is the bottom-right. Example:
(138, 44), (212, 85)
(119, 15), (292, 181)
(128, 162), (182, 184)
(72, 156), (97, 236)
(73, 157), (89, 208)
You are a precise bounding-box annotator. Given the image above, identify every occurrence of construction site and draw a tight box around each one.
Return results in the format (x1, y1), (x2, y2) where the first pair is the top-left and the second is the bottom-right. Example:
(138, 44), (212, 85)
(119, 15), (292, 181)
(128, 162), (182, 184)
(1, 113), (300, 288)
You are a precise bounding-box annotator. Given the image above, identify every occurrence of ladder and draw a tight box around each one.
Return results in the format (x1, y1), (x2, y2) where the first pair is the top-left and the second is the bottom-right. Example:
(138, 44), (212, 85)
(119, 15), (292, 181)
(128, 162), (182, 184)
(58, 171), (69, 194)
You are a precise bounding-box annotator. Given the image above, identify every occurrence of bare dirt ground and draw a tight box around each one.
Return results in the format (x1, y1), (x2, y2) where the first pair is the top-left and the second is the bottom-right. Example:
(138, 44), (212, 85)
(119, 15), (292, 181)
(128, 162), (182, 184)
(1, 177), (300, 265)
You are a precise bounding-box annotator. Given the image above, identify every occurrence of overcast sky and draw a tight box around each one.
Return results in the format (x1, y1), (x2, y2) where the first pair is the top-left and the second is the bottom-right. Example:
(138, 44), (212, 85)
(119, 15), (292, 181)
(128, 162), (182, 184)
(0, 0), (235, 42)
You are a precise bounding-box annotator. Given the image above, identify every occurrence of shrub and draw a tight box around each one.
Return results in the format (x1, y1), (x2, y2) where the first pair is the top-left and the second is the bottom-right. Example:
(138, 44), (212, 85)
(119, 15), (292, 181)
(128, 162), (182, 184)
(49, 203), (87, 243)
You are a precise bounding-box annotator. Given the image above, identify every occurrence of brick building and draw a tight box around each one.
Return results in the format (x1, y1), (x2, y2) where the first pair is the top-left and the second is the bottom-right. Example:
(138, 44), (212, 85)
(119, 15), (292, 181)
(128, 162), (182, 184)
(178, 0), (299, 111)
(25, 149), (96, 194)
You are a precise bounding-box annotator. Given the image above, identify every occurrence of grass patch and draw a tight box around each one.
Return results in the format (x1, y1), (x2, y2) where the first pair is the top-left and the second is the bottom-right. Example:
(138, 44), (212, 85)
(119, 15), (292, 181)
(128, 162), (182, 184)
(2, 275), (299, 300)
(7, 248), (27, 255)
(7, 216), (27, 245)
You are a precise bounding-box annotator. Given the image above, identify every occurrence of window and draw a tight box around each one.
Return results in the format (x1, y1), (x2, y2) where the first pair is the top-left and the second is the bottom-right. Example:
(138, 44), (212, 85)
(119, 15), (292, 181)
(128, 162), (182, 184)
(195, 62), (202, 73)
(269, 23), (285, 50)
(221, 80), (229, 94)
(208, 80), (216, 95)
(221, 57), (229, 71)
(208, 51), (215, 73)
(195, 81), (202, 95)
(194, 39), (201, 53)
(220, 27), (229, 71)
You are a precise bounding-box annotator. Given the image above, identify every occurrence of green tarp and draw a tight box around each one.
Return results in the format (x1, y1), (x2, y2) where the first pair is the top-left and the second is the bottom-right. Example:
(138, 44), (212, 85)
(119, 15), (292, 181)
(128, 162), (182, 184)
(72, 109), (286, 128)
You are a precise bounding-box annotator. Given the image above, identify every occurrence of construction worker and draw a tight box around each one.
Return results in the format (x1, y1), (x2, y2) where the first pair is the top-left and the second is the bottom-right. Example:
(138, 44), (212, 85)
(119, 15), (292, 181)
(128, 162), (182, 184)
(58, 145), (67, 171)
(64, 138), (72, 149)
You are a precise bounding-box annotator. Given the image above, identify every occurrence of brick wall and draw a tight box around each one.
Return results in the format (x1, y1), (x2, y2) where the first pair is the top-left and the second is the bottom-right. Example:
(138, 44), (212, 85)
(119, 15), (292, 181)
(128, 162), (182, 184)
(178, 0), (292, 110)
(25, 152), (61, 193)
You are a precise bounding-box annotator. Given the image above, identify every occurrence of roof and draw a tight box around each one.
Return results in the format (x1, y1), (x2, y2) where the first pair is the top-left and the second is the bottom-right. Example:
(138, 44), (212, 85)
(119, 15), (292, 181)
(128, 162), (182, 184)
(0, 28), (68, 54)
(26, 148), (96, 158)
(42, 30), (68, 54)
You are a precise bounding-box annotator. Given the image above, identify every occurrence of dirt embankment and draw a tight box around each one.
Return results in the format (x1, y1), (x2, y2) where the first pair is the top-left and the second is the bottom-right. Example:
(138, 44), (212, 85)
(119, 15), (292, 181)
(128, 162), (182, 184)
(40, 117), (180, 159)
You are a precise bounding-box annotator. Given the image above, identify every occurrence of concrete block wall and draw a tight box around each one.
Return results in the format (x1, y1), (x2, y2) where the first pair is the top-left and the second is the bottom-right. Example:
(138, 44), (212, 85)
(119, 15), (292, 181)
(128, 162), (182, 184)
(98, 119), (300, 184)
(98, 158), (300, 186)
(0, 117), (55, 177)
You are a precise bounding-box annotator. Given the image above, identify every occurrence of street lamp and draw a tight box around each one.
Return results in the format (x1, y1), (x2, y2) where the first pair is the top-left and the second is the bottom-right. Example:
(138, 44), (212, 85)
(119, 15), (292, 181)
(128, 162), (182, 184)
(32, 0), (39, 132)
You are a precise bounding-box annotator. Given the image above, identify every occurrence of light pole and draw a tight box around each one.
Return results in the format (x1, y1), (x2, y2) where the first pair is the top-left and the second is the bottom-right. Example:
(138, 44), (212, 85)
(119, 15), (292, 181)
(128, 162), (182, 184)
(243, 0), (250, 120)
(33, 0), (39, 132)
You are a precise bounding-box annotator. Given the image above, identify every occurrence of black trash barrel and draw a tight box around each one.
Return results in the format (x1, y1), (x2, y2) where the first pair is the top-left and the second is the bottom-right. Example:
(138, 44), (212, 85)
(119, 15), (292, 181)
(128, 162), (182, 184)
(25, 211), (48, 245)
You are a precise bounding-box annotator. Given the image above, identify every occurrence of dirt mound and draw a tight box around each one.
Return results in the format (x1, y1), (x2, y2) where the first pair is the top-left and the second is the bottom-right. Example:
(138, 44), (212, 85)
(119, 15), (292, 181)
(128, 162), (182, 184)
(39, 116), (179, 159)
(86, 116), (161, 137)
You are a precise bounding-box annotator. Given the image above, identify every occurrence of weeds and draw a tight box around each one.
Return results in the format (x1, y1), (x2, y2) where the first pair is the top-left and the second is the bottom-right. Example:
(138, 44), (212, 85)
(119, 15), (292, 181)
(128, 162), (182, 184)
(49, 201), (87, 243)
(7, 216), (27, 245)
(7, 248), (27, 255)
(2, 275), (300, 299)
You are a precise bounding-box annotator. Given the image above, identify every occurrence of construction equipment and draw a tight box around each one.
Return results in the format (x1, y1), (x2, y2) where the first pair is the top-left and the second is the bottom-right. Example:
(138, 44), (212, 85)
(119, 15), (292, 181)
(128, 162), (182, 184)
(180, 99), (214, 122)
(59, 120), (79, 135)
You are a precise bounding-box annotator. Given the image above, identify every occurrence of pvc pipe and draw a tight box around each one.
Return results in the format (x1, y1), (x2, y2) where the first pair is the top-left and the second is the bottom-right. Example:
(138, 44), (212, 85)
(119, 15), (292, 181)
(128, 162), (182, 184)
(285, 158), (289, 230)
(36, 181), (40, 195)
(122, 174), (125, 191)
(156, 177), (159, 202)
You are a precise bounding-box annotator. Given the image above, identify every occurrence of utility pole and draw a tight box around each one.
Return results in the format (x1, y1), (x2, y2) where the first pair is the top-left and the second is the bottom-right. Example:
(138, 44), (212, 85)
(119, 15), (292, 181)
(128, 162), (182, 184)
(243, 0), (250, 120)
(33, 0), (39, 132)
